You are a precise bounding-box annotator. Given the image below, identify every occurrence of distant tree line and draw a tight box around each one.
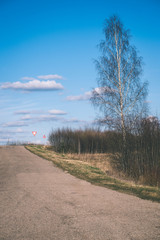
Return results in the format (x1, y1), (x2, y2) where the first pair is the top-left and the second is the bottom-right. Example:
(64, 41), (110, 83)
(49, 127), (122, 154)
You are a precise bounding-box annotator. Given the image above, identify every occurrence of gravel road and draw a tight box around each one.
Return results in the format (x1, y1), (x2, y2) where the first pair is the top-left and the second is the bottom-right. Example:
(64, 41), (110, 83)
(0, 146), (160, 240)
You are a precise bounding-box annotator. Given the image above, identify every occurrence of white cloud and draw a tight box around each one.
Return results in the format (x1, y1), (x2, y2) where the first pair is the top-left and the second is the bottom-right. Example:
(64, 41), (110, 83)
(21, 74), (64, 81)
(63, 118), (86, 123)
(35, 115), (61, 122)
(15, 110), (31, 115)
(19, 114), (85, 125)
(14, 128), (25, 133)
(48, 109), (67, 115)
(20, 114), (61, 122)
(15, 109), (66, 116)
(2, 121), (28, 127)
(94, 87), (116, 94)
(0, 128), (25, 134)
(14, 110), (44, 115)
(1, 115), (60, 129)
(66, 87), (116, 101)
(37, 74), (63, 80)
(146, 116), (158, 122)
(66, 91), (92, 101)
(21, 77), (36, 81)
(21, 115), (32, 120)
(1, 80), (64, 91)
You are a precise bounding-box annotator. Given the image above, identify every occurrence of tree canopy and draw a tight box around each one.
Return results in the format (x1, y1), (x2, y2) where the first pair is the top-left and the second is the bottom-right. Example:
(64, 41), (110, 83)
(91, 15), (148, 135)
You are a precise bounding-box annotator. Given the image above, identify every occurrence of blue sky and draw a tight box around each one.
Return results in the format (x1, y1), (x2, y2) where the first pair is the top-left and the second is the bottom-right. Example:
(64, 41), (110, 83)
(0, 0), (160, 144)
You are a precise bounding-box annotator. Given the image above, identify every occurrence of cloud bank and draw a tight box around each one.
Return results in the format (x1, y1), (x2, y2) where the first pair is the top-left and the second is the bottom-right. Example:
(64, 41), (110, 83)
(1, 80), (64, 91)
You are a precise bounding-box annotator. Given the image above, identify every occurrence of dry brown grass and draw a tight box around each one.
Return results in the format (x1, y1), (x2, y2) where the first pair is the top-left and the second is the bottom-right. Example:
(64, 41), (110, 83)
(67, 152), (139, 184)
(32, 145), (138, 185)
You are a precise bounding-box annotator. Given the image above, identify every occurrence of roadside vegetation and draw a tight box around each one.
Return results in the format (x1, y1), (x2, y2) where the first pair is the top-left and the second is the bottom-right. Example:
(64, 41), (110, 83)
(26, 144), (160, 203)
(49, 118), (160, 187)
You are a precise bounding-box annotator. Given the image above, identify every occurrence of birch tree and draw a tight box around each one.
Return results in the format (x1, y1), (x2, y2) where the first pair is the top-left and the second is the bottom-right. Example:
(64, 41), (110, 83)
(91, 16), (147, 170)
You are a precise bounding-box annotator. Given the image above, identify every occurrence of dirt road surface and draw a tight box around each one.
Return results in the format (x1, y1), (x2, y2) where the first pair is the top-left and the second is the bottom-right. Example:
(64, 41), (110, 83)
(0, 146), (160, 240)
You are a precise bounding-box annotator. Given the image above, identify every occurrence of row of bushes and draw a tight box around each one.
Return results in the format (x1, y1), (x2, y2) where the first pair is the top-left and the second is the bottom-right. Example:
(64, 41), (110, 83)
(49, 128), (122, 154)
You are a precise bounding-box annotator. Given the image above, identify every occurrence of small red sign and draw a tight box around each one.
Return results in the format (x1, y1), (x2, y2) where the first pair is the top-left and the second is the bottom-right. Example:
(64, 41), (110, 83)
(43, 135), (46, 139)
(32, 131), (37, 136)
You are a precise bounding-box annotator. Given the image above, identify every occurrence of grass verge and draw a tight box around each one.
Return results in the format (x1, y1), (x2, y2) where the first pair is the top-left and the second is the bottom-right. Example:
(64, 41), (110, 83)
(25, 145), (160, 203)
